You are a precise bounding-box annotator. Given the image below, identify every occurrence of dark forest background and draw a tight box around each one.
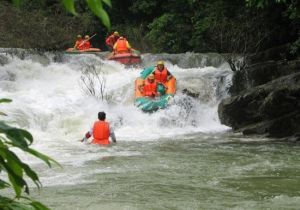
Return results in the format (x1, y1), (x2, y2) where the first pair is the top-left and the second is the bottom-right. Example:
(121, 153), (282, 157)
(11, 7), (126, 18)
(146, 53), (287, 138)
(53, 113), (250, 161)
(0, 0), (299, 56)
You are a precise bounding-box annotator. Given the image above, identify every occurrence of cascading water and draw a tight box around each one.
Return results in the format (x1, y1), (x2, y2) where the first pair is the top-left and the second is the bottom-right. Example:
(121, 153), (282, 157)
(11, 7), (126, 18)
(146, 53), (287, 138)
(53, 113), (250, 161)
(0, 49), (231, 144)
(2, 49), (299, 210)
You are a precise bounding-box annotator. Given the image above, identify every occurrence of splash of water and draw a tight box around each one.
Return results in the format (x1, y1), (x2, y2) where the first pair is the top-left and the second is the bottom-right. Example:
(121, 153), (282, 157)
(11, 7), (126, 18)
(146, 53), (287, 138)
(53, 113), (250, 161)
(0, 49), (232, 163)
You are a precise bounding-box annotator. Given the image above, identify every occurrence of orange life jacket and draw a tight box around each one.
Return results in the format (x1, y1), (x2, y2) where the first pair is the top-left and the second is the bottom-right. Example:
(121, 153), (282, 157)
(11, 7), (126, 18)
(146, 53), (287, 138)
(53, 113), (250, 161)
(83, 41), (91, 50)
(144, 79), (157, 97)
(92, 121), (110, 145)
(115, 38), (130, 53)
(75, 40), (84, 50)
(154, 68), (168, 84)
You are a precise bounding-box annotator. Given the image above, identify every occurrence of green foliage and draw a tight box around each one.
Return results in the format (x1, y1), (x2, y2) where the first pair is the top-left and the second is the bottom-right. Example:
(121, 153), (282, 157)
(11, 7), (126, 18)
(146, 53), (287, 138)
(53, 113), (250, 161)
(129, 0), (158, 15)
(10, 0), (111, 29)
(0, 99), (59, 210)
(62, 0), (77, 15)
(86, 0), (111, 29)
(290, 36), (300, 55)
(146, 14), (190, 53)
(246, 0), (287, 8)
(5, 0), (299, 54)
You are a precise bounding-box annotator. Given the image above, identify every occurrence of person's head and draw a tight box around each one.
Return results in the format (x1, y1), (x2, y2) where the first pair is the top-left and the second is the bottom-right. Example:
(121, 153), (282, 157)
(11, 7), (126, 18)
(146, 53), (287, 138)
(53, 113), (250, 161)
(84, 35), (90, 40)
(157, 60), (165, 71)
(147, 74), (155, 83)
(113, 31), (119, 37)
(98, 112), (106, 121)
(77, 35), (82, 40)
(119, 36), (124, 40)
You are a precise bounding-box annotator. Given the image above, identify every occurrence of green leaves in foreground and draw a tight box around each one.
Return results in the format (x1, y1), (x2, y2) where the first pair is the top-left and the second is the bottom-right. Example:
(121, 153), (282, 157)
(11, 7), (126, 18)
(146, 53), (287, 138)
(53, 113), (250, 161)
(0, 196), (50, 210)
(86, 0), (111, 30)
(1, 98), (59, 210)
(11, 0), (112, 29)
(62, 0), (77, 15)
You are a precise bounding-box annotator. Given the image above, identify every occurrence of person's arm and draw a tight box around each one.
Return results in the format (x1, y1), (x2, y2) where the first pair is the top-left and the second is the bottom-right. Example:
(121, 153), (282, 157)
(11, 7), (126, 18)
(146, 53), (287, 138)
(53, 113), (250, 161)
(81, 127), (93, 142)
(74, 41), (79, 49)
(113, 43), (117, 54)
(109, 126), (116, 143)
(126, 41), (131, 49)
(167, 69), (173, 80)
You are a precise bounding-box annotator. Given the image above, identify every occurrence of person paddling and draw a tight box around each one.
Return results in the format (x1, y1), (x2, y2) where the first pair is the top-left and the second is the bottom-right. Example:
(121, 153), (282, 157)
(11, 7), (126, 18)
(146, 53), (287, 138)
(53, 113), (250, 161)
(81, 112), (116, 145)
(81, 35), (91, 50)
(105, 31), (120, 50)
(113, 36), (131, 54)
(74, 35), (84, 50)
(78, 34), (97, 50)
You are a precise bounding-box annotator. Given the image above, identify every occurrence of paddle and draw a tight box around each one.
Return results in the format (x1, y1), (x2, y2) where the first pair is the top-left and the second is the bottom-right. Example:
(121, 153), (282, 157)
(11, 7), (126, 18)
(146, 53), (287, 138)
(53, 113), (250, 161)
(78, 33), (97, 47)
(131, 48), (141, 56)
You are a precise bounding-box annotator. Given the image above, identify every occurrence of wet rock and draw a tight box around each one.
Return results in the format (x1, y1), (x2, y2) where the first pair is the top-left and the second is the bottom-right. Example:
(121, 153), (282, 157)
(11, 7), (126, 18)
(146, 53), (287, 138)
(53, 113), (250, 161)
(182, 88), (199, 98)
(218, 67), (300, 138)
(0, 54), (8, 65)
(230, 60), (300, 95)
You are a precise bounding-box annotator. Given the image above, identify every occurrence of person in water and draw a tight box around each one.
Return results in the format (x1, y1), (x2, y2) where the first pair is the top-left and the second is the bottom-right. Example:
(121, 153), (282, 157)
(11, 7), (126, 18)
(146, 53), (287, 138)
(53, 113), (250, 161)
(74, 35), (84, 50)
(81, 112), (116, 145)
(143, 74), (158, 98)
(105, 31), (120, 50)
(113, 36), (131, 54)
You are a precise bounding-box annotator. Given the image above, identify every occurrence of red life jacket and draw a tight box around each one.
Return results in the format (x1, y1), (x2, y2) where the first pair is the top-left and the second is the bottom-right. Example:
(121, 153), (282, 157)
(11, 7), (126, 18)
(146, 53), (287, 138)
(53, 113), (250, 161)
(154, 68), (168, 84)
(144, 79), (157, 97)
(115, 38), (129, 53)
(75, 40), (84, 50)
(92, 121), (110, 145)
(106, 35), (118, 47)
(83, 41), (91, 50)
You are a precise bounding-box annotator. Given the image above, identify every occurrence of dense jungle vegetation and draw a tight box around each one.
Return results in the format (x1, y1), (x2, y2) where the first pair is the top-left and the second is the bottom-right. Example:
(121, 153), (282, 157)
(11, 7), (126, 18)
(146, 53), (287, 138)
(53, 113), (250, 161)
(0, 0), (299, 55)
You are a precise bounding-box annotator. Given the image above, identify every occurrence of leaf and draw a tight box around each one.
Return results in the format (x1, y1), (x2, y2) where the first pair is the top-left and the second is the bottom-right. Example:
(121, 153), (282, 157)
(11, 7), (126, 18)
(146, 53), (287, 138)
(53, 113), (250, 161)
(86, 0), (111, 29)
(0, 121), (33, 147)
(0, 157), (26, 197)
(9, 150), (42, 189)
(97, 9), (110, 30)
(102, 0), (112, 8)
(62, 0), (77, 15)
(25, 148), (61, 168)
(0, 179), (10, 189)
(30, 201), (51, 210)
(0, 98), (12, 104)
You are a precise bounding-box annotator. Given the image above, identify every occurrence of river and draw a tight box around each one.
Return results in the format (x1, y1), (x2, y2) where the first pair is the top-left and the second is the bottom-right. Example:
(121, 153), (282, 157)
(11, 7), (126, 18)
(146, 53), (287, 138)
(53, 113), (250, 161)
(1, 49), (300, 210)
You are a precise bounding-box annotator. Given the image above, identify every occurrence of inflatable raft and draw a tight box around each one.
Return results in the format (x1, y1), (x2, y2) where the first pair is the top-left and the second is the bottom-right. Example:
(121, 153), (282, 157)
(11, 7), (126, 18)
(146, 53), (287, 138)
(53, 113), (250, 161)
(107, 50), (141, 65)
(134, 66), (176, 112)
(65, 48), (101, 54)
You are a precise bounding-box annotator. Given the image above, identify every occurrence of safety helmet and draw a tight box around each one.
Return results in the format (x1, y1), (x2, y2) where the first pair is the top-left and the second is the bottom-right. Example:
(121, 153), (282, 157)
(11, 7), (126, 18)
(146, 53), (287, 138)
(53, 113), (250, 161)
(157, 60), (164, 66)
(114, 31), (119, 36)
(77, 35), (82, 38)
(85, 35), (90, 39)
(148, 74), (155, 79)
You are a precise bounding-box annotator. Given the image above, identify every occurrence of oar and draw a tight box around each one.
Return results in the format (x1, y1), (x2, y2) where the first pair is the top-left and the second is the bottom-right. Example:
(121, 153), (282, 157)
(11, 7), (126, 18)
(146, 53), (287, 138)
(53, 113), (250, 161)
(79, 34), (97, 47)
(131, 48), (140, 55)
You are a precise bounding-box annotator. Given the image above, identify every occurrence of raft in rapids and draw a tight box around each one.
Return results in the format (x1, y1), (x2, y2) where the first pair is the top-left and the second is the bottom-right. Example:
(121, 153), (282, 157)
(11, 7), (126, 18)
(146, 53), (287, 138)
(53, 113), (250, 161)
(134, 66), (176, 112)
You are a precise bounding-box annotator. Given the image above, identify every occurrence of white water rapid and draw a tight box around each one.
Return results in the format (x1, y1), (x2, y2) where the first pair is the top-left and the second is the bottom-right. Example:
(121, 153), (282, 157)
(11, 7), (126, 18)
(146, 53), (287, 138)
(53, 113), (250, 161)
(0, 49), (232, 186)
